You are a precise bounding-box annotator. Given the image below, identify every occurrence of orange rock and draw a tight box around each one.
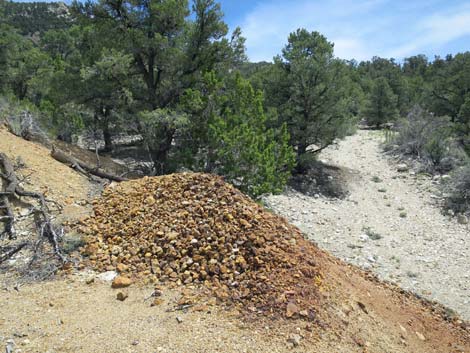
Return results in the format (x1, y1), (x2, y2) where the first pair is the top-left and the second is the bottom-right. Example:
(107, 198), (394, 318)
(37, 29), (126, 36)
(286, 302), (299, 318)
(111, 276), (132, 288)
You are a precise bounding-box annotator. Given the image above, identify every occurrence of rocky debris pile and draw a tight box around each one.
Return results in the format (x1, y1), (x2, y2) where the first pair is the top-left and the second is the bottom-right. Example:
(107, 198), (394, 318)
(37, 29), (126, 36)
(78, 173), (324, 318)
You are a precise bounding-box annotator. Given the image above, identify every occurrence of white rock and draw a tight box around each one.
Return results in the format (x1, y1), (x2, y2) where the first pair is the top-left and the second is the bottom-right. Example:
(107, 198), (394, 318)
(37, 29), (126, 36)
(457, 214), (468, 225)
(396, 164), (409, 172)
(96, 271), (118, 282)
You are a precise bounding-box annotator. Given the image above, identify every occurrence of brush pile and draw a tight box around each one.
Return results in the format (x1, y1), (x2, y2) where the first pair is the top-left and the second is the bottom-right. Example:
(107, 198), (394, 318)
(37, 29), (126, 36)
(78, 173), (324, 318)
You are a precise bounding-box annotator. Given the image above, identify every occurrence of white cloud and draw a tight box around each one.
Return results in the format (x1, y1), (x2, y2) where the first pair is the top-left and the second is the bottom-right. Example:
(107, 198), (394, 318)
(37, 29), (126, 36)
(385, 6), (470, 58)
(238, 0), (470, 62)
(332, 38), (371, 61)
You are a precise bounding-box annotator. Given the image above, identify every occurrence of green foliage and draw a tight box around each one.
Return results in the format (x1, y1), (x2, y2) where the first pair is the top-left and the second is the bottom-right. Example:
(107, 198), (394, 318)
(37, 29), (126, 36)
(362, 77), (398, 127)
(2, 1), (71, 35)
(0, 25), (53, 100)
(2, 0), (470, 200)
(181, 73), (295, 197)
(210, 75), (295, 197)
(140, 109), (189, 174)
(265, 29), (357, 169)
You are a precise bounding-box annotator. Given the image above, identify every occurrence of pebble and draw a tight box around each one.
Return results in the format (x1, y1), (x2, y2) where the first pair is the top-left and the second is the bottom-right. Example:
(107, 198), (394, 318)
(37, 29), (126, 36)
(116, 291), (128, 301)
(287, 334), (302, 347)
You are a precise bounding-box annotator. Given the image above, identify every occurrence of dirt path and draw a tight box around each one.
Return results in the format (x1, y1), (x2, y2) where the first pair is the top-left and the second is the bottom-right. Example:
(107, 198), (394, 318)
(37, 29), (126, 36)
(265, 129), (470, 321)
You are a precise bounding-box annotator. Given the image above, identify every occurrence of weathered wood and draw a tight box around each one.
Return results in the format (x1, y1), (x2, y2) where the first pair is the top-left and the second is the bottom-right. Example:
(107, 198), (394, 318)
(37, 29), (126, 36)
(0, 152), (66, 262)
(50, 147), (128, 182)
(0, 242), (27, 264)
(0, 153), (18, 239)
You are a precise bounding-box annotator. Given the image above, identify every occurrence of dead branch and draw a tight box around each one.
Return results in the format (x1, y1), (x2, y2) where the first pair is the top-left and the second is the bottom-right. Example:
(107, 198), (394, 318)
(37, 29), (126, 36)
(51, 147), (128, 182)
(0, 152), (66, 263)
(0, 242), (27, 264)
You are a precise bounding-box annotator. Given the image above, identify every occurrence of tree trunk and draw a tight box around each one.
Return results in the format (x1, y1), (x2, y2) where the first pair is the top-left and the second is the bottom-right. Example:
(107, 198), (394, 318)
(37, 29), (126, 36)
(148, 127), (176, 175)
(295, 143), (308, 174)
(103, 125), (113, 152)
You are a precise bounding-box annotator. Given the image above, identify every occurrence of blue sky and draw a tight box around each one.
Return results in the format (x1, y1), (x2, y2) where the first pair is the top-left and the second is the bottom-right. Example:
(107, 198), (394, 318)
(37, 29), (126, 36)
(13, 0), (470, 62)
(219, 0), (470, 62)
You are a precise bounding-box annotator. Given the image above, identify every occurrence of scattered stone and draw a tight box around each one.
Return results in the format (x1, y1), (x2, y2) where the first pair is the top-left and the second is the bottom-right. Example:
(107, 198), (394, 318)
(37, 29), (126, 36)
(116, 291), (128, 301)
(176, 316), (183, 324)
(151, 298), (164, 307)
(111, 276), (132, 289)
(287, 334), (302, 347)
(85, 277), (94, 284)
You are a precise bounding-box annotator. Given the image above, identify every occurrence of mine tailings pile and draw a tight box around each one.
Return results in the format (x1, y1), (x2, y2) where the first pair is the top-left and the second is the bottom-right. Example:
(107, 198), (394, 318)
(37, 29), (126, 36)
(78, 173), (325, 319)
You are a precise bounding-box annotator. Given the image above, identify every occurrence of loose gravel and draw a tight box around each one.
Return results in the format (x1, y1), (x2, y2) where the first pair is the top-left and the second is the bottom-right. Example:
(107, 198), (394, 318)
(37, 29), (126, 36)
(264, 129), (470, 320)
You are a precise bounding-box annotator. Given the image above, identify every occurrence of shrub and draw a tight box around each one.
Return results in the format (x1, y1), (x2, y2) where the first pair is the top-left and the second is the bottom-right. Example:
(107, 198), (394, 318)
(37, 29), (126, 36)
(390, 105), (466, 172)
(445, 164), (470, 213)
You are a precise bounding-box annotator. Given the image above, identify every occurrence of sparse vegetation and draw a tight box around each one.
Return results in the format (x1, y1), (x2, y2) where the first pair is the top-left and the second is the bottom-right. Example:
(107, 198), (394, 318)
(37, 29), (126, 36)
(371, 175), (382, 183)
(362, 226), (382, 240)
(445, 164), (470, 214)
(387, 106), (467, 172)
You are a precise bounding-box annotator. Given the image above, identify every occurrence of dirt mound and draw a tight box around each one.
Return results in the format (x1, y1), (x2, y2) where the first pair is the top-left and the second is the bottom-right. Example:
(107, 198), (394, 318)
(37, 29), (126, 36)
(79, 173), (325, 318)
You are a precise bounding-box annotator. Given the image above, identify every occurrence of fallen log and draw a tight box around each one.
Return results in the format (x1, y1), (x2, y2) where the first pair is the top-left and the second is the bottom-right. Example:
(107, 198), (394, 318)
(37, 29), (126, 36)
(50, 147), (128, 182)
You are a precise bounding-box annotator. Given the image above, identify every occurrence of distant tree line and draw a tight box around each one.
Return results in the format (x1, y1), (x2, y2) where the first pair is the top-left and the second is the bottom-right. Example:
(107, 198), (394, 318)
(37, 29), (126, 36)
(1, 0), (470, 198)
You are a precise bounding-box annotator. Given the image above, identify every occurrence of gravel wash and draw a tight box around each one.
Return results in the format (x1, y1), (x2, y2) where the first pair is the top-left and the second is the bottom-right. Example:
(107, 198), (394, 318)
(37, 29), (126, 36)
(264, 129), (470, 320)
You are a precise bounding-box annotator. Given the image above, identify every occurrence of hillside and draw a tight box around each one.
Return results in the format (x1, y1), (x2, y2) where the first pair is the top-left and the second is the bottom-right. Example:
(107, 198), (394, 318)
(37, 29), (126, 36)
(2, 1), (71, 35)
(0, 127), (469, 353)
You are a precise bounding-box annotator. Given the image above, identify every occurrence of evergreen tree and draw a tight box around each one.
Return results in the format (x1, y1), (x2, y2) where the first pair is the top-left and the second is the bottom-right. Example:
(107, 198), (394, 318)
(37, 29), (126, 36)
(73, 0), (245, 172)
(182, 73), (295, 197)
(269, 29), (356, 170)
(362, 77), (398, 127)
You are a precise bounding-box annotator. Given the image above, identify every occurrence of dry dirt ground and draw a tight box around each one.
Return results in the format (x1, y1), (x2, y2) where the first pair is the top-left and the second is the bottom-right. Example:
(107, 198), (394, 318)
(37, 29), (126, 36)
(1, 128), (469, 353)
(1, 253), (469, 353)
(0, 126), (90, 207)
(265, 129), (470, 321)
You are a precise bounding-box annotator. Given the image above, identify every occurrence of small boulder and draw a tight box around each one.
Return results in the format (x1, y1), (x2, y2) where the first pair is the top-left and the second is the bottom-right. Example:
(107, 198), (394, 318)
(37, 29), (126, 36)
(457, 214), (468, 225)
(97, 271), (118, 282)
(116, 263), (128, 273)
(396, 164), (409, 172)
(286, 302), (300, 318)
(111, 275), (132, 288)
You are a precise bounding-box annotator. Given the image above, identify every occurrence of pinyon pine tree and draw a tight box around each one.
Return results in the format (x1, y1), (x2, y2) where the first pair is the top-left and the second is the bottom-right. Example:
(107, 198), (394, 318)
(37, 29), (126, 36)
(363, 77), (398, 127)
